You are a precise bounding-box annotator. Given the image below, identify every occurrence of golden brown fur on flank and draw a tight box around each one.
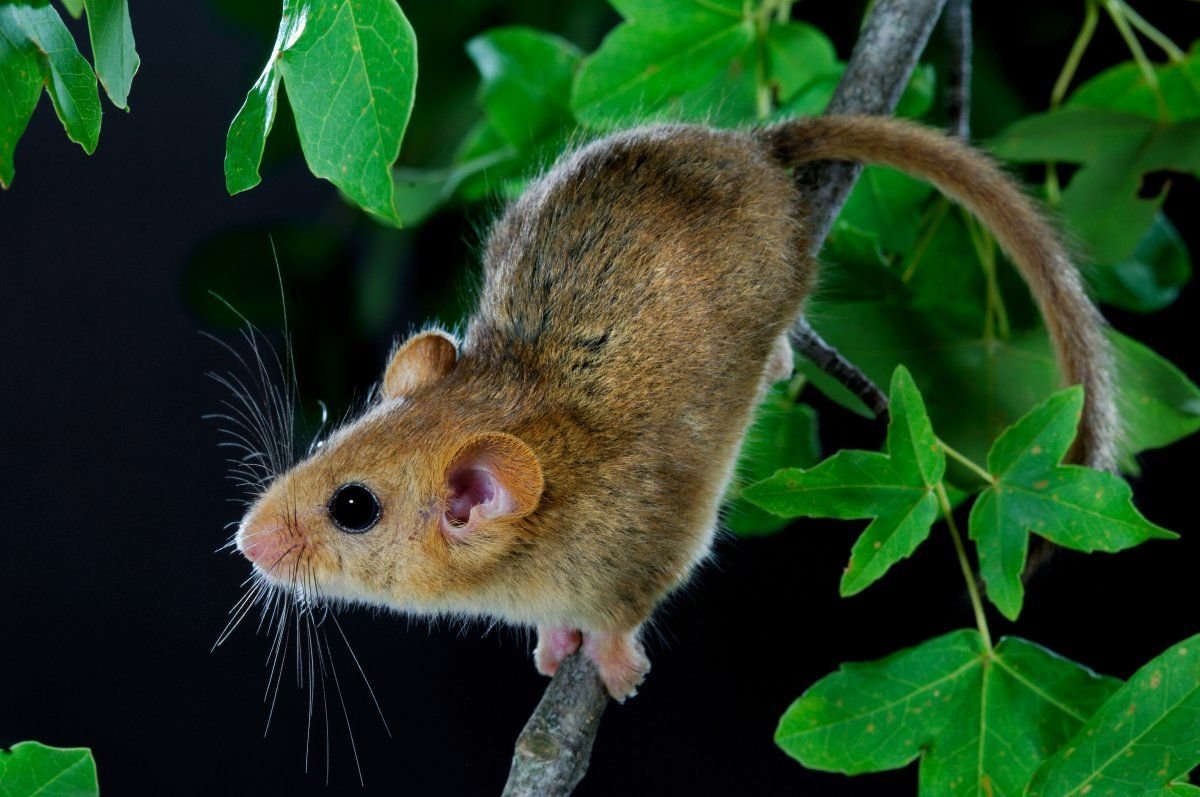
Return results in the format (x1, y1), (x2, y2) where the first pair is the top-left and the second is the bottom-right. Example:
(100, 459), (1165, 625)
(235, 117), (1113, 699)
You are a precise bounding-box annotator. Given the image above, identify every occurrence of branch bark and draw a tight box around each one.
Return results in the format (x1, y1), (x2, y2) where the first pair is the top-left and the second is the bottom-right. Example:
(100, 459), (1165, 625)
(505, 1), (951, 793)
(502, 654), (609, 796)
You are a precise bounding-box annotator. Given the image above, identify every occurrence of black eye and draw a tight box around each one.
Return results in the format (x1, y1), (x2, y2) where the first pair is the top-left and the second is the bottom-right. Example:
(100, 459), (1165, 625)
(328, 483), (381, 533)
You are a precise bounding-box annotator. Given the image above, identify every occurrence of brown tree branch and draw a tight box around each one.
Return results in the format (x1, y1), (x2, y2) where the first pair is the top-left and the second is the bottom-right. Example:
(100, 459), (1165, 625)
(504, 1), (951, 793)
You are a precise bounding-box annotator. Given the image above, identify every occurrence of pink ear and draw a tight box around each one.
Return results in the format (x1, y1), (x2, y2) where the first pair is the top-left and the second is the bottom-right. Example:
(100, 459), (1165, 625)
(441, 433), (543, 540)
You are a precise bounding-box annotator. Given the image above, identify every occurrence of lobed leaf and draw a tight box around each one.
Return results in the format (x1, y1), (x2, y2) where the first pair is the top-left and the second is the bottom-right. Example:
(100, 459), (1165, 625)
(226, 0), (418, 226)
(777, 631), (1120, 796)
(1027, 634), (1200, 797)
(993, 107), (1200, 264)
(968, 388), (1175, 620)
(744, 366), (945, 595)
(0, 741), (98, 797)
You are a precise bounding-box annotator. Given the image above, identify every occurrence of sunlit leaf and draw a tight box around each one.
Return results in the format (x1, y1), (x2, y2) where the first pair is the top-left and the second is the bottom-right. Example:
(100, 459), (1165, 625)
(0, 741), (98, 797)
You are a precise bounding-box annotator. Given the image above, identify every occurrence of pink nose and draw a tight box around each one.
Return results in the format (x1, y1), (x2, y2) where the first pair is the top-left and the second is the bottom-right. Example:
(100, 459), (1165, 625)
(237, 515), (294, 571)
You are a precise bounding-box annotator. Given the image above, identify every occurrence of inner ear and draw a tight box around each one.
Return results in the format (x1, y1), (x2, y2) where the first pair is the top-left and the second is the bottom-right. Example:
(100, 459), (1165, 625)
(383, 330), (457, 400)
(441, 433), (544, 540)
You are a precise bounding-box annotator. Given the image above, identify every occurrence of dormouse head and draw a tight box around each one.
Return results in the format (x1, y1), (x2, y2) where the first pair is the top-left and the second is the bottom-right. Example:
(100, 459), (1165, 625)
(234, 330), (544, 611)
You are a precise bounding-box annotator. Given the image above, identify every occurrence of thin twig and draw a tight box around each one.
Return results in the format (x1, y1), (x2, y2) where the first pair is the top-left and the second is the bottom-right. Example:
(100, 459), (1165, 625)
(505, 1), (951, 793)
(790, 320), (890, 421)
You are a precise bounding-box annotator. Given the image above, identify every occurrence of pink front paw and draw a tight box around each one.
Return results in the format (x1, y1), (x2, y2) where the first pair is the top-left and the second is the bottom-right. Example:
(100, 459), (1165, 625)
(534, 626), (582, 677)
(583, 630), (650, 702)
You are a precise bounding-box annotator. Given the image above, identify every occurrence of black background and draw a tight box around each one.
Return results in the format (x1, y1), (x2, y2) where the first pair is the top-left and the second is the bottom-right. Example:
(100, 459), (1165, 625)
(1, 1), (1197, 795)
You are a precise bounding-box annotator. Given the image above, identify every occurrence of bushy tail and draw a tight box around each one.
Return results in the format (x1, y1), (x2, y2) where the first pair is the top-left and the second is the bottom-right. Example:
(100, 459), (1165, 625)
(758, 115), (1116, 470)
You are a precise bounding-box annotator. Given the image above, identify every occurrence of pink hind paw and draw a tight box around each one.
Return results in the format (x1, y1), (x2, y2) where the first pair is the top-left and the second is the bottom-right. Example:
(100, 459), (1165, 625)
(583, 629), (650, 702)
(534, 626), (582, 677)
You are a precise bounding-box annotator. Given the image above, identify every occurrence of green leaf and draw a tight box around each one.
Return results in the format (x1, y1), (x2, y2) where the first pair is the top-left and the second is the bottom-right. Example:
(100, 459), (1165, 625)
(1087, 212), (1191, 314)
(226, 0), (418, 226)
(992, 108), (1200, 263)
(59, 0), (85, 18)
(745, 366), (945, 595)
(0, 11), (44, 188)
(805, 301), (1200, 474)
(836, 166), (934, 255)
(725, 385), (820, 536)
(1112, 331), (1200, 470)
(0, 741), (98, 797)
(466, 26), (580, 151)
(0, 3), (101, 183)
(968, 388), (1176, 620)
(777, 630), (1121, 796)
(81, 0), (138, 109)
(775, 62), (936, 121)
(570, 0), (756, 130)
(1069, 43), (1200, 123)
(1028, 634), (1200, 797)
(766, 21), (836, 102)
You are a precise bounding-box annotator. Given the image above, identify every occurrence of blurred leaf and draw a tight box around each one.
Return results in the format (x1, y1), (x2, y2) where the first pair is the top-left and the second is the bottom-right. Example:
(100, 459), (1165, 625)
(0, 3), (101, 187)
(1068, 42), (1200, 123)
(81, 0), (138, 109)
(1111, 331), (1200, 471)
(900, 203), (989, 335)
(226, 0), (418, 226)
(745, 367), (944, 596)
(993, 108), (1200, 262)
(837, 166), (934, 255)
(725, 384), (820, 536)
(466, 26), (580, 150)
(766, 21), (836, 102)
(1087, 212), (1191, 313)
(777, 630), (1120, 796)
(894, 63), (935, 119)
(1027, 633), (1200, 797)
(0, 741), (98, 797)
(571, 0), (756, 129)
(776, 62), (936, 120)
(59, 0), (85, 17)
(807, 300), (1200, 471)
(968, 388), (1176, 620)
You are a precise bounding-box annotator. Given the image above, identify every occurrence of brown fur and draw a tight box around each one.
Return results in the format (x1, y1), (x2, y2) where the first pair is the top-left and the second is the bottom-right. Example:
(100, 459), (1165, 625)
(236, 117), (1113, 698)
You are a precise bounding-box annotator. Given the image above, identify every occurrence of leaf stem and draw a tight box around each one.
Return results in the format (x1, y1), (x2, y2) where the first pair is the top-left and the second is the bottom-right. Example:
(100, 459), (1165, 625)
(1101, 0), (1168, 119)
(938, 438), (995, 484)
(936, 482), (993, 652)
(1050, 0), (1099, 109)
(1117, 1), (1186, 63)
(1046, 0), (1098, 203)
